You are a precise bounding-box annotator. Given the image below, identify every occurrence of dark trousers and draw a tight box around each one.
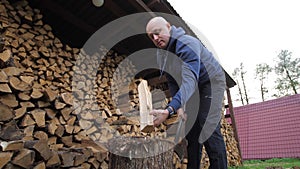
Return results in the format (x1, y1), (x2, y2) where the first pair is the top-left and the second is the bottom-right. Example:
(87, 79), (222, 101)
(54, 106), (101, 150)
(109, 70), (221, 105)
(185, 75), (227, 169)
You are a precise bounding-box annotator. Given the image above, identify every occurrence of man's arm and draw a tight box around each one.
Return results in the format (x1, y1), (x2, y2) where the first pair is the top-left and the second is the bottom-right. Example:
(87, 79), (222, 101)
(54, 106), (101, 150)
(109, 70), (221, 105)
(167, 37), (201, 111)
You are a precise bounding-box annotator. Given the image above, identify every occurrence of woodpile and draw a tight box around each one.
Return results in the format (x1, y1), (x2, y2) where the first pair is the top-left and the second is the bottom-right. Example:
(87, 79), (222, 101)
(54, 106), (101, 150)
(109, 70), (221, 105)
(0, 0), (108, 168)
(200, 114), (242, 168)
(0, 0), (241, 168)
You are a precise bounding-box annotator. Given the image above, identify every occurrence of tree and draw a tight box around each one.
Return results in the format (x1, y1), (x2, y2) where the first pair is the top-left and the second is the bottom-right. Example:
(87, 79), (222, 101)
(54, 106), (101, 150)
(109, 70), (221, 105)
(274, 50), (300, 97)
(239, 63), (249, 104)
(232, 68), (244, 105)
(255, 63), (272, 101)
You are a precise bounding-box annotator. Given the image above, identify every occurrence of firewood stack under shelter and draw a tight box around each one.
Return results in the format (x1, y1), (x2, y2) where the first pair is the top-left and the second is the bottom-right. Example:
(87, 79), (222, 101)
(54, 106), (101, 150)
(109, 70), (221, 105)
(0, 0), (242, 168)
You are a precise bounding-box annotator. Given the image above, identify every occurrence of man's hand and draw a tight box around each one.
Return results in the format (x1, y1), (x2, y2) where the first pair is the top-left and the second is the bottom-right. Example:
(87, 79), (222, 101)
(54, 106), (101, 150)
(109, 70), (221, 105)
(150, 109), (169, 127)
(177, 108), (187, 121)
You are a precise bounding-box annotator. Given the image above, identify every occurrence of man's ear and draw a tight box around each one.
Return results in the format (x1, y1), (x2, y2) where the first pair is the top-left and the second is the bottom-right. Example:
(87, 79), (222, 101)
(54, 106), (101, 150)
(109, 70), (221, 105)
(167, 22), (171, 30)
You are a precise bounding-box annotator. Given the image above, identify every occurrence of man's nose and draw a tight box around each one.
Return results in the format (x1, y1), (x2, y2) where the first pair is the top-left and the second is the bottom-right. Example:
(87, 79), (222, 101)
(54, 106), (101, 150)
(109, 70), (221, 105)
(153, 34), (159, 40)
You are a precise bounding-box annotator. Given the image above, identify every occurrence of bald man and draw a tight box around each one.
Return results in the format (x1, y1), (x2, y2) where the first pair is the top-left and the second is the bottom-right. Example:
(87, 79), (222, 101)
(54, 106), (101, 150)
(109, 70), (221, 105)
(147, 17), (228, 169)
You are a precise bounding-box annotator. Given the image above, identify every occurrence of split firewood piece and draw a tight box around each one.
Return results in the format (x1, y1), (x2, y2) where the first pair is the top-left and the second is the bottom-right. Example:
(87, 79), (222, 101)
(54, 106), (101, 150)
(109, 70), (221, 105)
(44, 88), (57, 101)
(0, 83), (12, 93)
(138, 80), (154, 133)
(12, 148), (35, 168)
(14, 106), (27, 119)
(0, 140), (24, 151)
(31, 109), (46, 127)
(33, 162), (46, 169)
(9, 76), (31, 91)
(20, 75), (34, 84)
(0, 121), (24, 141)
(48, 123), (58, 135)
(34, 131), (48, 140)
(20, 101), (35, 108)
(2, 67), (22, 76)
(0, 49), (11, 62)
(0, 102), (14, 121)
(79, 119), (93, 130)
(61, 92), (73, 105)
(0, 152), (13, 168)
(0, 94), (18, 108)
(0, 70), (8, 82)
(37, 101), (51, 107)
(46, 151), (61, 167)
(33, 140), (51, 161)
(31, 88), (44, 99)
(18, 92), (31, 100)
(60, 151), (76, 167)
(55, 99), (66, 109)
(21, 114), (36, 127)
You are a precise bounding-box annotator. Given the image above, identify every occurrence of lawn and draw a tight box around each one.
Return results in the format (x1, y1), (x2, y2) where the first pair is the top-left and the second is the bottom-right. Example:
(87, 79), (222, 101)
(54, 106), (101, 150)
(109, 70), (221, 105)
(229, 158), (300, 169)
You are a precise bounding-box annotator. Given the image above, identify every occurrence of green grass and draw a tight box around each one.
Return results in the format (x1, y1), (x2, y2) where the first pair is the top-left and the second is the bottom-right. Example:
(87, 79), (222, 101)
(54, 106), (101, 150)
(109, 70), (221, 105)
(229, 158), (300, 169)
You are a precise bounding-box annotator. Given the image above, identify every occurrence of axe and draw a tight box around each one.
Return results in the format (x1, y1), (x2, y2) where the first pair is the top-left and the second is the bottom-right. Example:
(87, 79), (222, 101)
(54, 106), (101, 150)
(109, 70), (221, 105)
(174, 116), (187, 165)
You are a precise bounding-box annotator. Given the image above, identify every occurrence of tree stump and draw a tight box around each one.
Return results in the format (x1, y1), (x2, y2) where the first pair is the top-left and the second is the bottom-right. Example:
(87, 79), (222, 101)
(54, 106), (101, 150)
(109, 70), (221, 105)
(108, 137), (174, 169)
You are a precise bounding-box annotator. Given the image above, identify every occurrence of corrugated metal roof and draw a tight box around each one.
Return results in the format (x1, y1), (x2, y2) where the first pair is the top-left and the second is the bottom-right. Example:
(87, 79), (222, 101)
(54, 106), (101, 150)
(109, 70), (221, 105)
(232, 94), (300, 159)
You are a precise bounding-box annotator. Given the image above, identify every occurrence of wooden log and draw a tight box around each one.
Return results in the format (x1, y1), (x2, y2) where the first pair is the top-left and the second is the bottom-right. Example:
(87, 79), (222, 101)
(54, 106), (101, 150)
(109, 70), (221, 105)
(108, 137), (174, 169)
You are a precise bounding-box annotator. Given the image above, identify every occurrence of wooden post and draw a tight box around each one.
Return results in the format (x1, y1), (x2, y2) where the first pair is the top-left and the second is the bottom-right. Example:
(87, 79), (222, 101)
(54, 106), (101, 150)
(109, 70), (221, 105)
(226, 88), (243, 163)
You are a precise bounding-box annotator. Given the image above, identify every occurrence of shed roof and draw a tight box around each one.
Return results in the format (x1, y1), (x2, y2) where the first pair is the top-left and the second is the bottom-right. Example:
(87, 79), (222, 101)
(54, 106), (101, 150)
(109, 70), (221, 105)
(232, 94), (300, 159)
(26, 0), (236, 88)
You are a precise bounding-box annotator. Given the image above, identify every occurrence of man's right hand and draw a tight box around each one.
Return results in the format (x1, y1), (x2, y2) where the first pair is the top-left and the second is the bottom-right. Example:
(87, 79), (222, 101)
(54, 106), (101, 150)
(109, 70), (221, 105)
(150, 109), (169, 127)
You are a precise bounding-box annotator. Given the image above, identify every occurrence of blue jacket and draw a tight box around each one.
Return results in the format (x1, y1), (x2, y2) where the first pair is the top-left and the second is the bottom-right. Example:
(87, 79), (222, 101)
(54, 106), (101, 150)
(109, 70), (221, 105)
(158, 26), (223, 111)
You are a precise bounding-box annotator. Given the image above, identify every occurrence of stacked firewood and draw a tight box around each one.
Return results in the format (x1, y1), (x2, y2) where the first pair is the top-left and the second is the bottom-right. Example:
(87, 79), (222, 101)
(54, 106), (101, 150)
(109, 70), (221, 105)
(0, 0), (241, 168)
(0, 0), (109, 168)
(200, 113), (242, 168)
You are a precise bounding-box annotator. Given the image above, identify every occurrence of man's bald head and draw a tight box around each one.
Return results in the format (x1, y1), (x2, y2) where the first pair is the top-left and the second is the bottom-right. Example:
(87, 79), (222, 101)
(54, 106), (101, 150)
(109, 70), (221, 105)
(146, 17), (171, 49)
(146, 17), (169, 32)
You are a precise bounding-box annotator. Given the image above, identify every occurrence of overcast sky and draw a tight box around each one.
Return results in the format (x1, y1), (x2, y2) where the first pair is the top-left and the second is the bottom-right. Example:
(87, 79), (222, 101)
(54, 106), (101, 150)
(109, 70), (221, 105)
(167, 0), (300, 106)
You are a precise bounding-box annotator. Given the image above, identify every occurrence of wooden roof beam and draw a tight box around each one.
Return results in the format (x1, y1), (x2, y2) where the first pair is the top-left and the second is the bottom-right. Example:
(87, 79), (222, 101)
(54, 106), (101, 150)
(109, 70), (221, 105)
(128, 0), (156, 17)
(146, 0), (161, 8)
(40, 0), (96, 33)
(104, 0), (127, 17)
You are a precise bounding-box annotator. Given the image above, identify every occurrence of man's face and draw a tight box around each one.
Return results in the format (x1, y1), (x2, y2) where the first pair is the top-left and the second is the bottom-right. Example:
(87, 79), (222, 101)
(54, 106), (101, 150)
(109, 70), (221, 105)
(146, 19), (171, 49)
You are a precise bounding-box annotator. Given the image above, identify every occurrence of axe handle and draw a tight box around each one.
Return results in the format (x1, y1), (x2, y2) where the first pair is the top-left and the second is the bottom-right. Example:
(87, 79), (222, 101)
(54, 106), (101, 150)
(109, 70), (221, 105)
(174, 117), (184, 143)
